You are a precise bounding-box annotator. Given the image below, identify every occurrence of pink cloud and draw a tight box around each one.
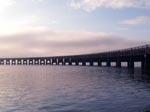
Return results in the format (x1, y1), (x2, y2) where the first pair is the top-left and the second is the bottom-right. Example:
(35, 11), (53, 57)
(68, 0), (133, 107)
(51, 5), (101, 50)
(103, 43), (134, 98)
(71, 0), (150, 12)
(0, 29), (148, 57)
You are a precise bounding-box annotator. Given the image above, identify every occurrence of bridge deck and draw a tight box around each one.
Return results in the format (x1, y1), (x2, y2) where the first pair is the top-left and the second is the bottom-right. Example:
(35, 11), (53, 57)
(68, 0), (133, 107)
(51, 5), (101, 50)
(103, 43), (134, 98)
(0, 44), (150, 75)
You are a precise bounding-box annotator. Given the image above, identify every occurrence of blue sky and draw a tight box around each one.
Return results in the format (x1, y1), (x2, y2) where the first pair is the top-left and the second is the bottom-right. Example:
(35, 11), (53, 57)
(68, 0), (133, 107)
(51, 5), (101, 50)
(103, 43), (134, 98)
(0, 0), (150, 57)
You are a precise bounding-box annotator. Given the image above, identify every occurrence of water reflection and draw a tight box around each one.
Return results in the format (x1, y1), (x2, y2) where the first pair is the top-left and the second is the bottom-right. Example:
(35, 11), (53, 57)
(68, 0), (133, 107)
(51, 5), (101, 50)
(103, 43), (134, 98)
(0, 66), (149, 112)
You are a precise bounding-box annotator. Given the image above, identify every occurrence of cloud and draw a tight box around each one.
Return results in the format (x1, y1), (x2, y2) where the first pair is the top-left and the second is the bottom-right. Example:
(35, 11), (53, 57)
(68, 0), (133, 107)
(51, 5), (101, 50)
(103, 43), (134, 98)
(50, 20), (59, 24)
(120, 16), (150, 25)
(0, 15), (44, 35)
(0, 29), (148, 57)
(32, 0), (44, 2)
(0, 0), (16, 12)
(70, 0), (150, 12)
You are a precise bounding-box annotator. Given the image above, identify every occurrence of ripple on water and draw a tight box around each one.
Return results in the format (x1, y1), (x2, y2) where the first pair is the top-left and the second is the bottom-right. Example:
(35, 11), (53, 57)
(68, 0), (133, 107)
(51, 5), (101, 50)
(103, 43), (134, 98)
(0, 66), (149, 112)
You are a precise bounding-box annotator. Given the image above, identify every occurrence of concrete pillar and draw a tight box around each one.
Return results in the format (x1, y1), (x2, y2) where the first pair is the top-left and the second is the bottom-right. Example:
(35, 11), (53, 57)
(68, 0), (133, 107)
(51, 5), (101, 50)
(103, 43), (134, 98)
(98, 62), (102, 66)
(62, 58), (65, 65)
(82, 61), (86, 66)
(68, 58), (72, 66)
(69, 62), (72, 66)
(58, 62), (63, 65)
(142, 54), (150, 74)
(6, 60), (10, 65)
(107, 60), (110, 67)
(17, 60), (21, 65)
(90, 61), (94, 66)
(64, 58), (72, 66)
(57, 59), (60, 65)
(128, 56), (134, 69)
(40, 59), (45, 65)
(63, 59), (66, 65)
(58, 58), (63, 65)
(23, 60), (27, 65)
(0, 60), (4, 65)
(128, 62), (134, 69)
(46, 59), (51, 65)
(34, 59), (39, 65)
(142, 60), (145, 74)
(12, 60), (16, 65)
(75, 60), (79, 66)
(29, 60), (33, 65)
(56, 59), (59, 65)
(116, 59), (121, 68)
(52, 59), (57, 65)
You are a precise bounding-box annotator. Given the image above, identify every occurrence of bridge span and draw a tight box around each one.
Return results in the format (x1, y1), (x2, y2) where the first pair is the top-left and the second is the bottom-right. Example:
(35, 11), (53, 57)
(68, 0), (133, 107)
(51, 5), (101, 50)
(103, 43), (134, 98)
(0, 44), (150, 74)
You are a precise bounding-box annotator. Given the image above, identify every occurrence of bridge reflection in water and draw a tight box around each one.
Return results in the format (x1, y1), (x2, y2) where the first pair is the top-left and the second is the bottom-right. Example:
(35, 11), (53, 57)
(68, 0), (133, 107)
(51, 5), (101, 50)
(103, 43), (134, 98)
(0, 44), (150, 75)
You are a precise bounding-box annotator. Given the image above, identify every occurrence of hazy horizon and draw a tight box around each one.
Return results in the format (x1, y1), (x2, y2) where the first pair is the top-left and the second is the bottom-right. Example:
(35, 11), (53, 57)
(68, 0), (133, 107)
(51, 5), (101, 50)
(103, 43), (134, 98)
(0, 0), (149, 57)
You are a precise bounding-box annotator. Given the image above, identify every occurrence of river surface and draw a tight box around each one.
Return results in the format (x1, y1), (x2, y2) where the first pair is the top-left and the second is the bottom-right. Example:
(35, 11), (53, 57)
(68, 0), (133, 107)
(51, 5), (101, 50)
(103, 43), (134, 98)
(0, 66), (150, 112)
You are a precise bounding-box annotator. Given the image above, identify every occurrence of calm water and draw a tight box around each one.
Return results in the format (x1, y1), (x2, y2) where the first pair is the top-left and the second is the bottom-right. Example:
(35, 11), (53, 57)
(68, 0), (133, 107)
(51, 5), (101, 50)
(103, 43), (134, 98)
(0, 66), (150, 112)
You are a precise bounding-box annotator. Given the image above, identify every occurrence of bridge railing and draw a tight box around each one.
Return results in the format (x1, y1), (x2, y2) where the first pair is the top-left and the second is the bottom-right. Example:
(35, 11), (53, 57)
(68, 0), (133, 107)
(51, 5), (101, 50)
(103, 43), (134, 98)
(120, 44), (150, 51)
(93, 44), (150, 57)
(0, 44), (150, 60)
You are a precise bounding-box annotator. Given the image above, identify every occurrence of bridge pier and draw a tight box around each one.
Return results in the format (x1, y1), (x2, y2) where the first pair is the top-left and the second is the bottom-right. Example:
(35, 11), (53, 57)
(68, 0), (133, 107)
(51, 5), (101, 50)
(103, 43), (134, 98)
(64, 58), (72, 66)
(34, 59), (39, 65)
(0, 60), (4, 65)
(6, 60), (10, 65)
(57, 58), (63, 65)
(23, 60), (27, 65)
(60, 59), (64, 65)
(69, 62), (72, 66)
(82, 61), (86, 66)
(29, 59), (33, 65)
(107, 60), (110, 67)
(75, 60), (79, 66)
(79, 59), (85, 66)
(69, 58), (72, 66)
(12, 60), (16, 65)
(90, 60), (94, 66)
(116, 59), (121, 68)
(128, 56), (134, 69)
(98, 61), (102, 66)
(40, 59), (45, 65)
(17, 60), (21, 65)
(142, 54), (150, 74)
(46, 59), (51, 65)
(52, 59), (57, 65)
(142, 60), (145, 74)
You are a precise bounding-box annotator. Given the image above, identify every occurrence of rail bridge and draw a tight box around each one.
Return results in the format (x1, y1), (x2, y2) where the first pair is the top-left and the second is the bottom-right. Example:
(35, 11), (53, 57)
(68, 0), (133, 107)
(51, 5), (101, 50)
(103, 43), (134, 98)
(0, 44), (150, 74)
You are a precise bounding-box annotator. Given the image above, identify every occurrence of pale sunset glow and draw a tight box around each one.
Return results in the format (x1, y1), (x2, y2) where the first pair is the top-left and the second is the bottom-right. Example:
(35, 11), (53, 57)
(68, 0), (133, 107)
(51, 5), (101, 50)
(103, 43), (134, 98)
(0, 0), (149, 57)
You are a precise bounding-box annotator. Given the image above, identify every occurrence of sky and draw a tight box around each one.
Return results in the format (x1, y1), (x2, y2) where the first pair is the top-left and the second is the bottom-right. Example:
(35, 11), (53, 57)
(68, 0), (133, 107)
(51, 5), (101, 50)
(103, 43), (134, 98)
(0, 0), (150, 57)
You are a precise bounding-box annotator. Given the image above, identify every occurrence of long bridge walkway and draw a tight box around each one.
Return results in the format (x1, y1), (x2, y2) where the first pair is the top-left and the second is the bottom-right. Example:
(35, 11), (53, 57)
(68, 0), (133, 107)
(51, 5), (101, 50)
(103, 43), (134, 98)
(0, 44), (150, 74)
